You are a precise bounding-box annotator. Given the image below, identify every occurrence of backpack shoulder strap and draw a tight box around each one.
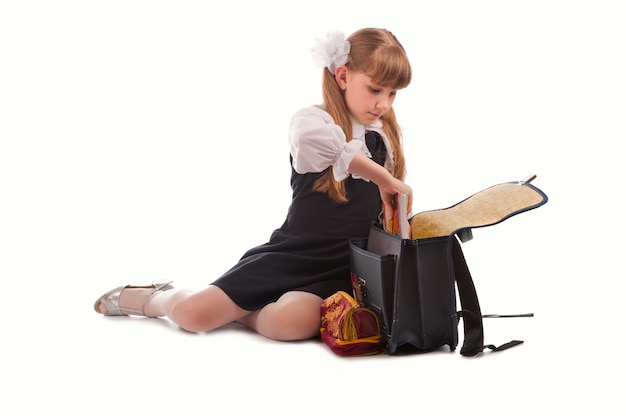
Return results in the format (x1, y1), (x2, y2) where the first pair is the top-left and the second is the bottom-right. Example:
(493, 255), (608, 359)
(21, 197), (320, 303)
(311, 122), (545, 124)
(450, 237), (524, 356)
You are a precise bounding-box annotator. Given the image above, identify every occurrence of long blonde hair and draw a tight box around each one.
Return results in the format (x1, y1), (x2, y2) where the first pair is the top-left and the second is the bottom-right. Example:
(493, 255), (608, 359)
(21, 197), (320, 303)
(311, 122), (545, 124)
(314, 28), (412, 202)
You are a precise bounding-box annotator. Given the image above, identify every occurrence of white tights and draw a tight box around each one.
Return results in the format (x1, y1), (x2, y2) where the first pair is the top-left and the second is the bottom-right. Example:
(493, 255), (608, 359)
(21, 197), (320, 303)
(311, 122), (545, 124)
(119, 285), (323, 341)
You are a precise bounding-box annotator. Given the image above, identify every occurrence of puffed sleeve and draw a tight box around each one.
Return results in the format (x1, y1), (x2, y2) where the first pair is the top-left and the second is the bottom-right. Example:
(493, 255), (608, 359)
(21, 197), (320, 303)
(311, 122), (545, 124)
(288, 106), (363, 181)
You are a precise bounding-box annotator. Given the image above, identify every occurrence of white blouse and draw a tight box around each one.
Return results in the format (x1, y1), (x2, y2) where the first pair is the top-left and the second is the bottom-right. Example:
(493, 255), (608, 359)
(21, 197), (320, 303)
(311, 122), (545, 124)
(288, 105), (395, 181)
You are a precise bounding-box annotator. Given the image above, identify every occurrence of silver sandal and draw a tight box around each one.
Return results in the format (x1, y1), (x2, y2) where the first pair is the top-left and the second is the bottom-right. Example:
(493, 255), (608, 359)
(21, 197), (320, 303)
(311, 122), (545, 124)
(93, 280), (174, 316)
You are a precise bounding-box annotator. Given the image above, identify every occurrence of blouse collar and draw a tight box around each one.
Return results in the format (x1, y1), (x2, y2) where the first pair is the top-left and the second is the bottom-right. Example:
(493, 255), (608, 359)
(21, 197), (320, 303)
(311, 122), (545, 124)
(351, 116), (383, 138)
(350, 116), (394, 168)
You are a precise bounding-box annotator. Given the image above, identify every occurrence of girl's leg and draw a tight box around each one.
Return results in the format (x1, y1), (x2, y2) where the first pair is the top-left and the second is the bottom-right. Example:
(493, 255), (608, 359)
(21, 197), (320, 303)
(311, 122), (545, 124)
(99, 286), (322, 340)
(239, 291), (323, 341)
(109, 285), (253, 333)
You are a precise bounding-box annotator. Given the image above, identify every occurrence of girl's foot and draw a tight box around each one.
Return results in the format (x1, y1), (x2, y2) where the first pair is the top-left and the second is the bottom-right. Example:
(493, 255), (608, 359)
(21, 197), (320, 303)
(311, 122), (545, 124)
(93, 280), (174, 317)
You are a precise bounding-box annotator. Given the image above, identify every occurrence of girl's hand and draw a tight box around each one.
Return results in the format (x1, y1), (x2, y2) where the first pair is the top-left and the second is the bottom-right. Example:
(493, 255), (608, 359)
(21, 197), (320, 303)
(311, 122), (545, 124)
(347, 152), (413, 215)
(378, 176), (413, 219)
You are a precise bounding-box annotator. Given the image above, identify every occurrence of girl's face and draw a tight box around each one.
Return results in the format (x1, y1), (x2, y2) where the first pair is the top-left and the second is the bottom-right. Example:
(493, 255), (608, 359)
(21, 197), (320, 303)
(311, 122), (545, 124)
(337, 68), (397, 125)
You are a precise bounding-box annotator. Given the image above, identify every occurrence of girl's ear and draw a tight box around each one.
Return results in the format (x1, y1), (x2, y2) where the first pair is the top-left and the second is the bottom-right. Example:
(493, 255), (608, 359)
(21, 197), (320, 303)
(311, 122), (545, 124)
(334, 66), (348, 90)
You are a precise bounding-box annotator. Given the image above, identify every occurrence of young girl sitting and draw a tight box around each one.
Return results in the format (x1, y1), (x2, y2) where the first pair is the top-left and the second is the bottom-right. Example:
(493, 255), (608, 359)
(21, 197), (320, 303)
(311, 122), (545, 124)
(94, 27), (413, 342)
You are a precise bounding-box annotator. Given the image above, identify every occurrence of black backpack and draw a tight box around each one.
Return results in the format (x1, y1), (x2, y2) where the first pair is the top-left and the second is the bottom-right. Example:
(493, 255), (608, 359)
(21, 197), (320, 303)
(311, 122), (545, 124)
(349, 177), (548, 356)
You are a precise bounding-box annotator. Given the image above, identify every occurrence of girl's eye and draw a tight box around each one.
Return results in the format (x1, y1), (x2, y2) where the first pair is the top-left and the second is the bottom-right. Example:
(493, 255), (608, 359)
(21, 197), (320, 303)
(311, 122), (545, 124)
(369, 87), (381, 93)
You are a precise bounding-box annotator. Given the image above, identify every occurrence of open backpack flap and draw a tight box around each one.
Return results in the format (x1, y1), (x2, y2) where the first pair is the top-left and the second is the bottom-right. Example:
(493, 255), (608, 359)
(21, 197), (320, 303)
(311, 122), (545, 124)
(349, 175), (549, 357)
(410, 174), (548, 242)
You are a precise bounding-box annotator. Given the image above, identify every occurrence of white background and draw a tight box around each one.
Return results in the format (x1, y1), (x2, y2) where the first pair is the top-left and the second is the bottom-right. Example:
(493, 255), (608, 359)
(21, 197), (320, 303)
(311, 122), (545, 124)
(1, 1), (624, 414)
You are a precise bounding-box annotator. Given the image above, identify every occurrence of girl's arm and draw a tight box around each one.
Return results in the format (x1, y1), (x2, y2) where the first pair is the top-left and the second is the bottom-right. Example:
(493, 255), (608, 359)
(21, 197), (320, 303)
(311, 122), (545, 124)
(348, 152), (413, 215)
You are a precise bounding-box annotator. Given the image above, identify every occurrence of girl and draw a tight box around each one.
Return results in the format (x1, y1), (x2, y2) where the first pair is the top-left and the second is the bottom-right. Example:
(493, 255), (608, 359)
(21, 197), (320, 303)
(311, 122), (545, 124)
(94, 28), (413, 342)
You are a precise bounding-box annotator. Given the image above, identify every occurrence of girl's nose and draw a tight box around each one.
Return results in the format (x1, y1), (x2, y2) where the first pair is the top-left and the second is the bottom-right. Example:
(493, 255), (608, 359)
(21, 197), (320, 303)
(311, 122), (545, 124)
(376, 96), (391, 110)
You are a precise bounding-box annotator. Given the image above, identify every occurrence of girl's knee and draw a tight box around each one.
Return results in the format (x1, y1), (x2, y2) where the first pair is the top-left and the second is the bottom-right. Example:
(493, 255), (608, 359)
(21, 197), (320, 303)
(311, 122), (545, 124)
(171, 300), (209, 333)
(169, 286), (250, 333)
(264, 293), (322, 341)
(273, 311), (319, 340)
